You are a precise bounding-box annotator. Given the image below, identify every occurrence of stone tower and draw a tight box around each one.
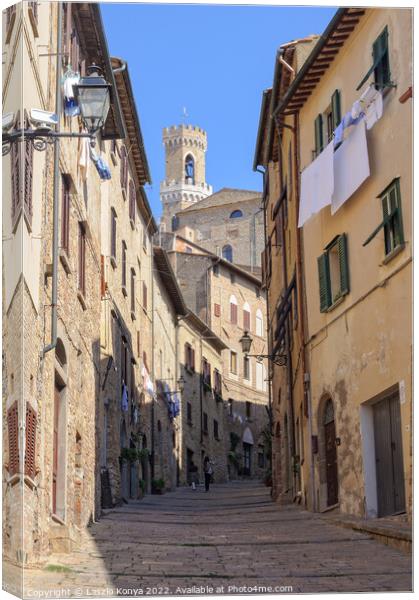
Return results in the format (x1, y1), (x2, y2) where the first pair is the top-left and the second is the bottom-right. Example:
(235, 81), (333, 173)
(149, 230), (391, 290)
(160, 124), (212, 231)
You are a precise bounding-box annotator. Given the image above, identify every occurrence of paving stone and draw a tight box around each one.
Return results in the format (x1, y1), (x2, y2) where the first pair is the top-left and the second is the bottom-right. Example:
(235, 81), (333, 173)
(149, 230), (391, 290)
(18, 481), (412, 597)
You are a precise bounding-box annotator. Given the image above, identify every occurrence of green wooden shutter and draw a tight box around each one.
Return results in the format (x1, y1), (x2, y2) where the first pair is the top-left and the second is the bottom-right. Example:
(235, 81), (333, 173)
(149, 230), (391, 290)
(337, 234), (349, 296)
(373, 26), (390, 88)
(331, 89), (341, 131)
(317, 253), (330, 312)
(314, 114), (323, 156)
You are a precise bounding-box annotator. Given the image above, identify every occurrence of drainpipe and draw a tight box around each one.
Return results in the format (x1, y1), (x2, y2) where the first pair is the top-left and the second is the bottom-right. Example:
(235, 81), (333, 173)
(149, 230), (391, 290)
(255, 167), (273, 473)
(293, 111), (316, 511)
(42, 2), (62, 355)
(150, 242), (155, 484)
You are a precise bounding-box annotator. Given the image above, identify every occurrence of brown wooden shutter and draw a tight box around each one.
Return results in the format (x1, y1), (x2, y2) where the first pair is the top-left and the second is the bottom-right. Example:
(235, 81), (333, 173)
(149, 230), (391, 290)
(231, 303), (237, 324)
(110, 208), (116, 259)
(143, 282), (147, 311)
(122, 241), (127, 288)
(130, 268), (135, 313)
(243, 310), (250, 331)
(191, 348), (195, 371)
(129, 180), (136, 222)
(25, 403), (37, 479)
(78, 222), (86, 295)
(214, 303), (221, 317)
(7, 402), (19, 475)
(120, 146), (128, 192)
(100, 254), (106, 298)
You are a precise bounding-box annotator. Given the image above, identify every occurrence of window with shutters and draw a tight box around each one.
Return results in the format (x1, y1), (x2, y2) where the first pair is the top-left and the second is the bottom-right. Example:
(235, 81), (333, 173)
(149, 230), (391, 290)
(120, 146), (128, 196)
(214, 303), (221, 317)
(243, 356), (250, 381)
(214, 419), (219, 440)
(202, 358), (211, 390)
(230, 295), (238, 324)
(61, 175), (71, 256)
(142, 282), (148, 312)
(243, 308), (251, 331)
(25, 403), (37, 480)
(7, 402), (19, 476)
(357, 26), (392, 91)
(130, 268), (136, 317)
(314, 90), (341, 156)
(317, 233), (349, 312)
(213, 369), (222, 399)
(230, 351), (238, 375)
(78, 222), (86, 298)
(122, 241), (127, 293)
(110, 208), (117, 267)
(184, 343), (195, 373)
(11, 127), (33, 231)
(363, 178), (404, 258)
(129, 180), (136, 226)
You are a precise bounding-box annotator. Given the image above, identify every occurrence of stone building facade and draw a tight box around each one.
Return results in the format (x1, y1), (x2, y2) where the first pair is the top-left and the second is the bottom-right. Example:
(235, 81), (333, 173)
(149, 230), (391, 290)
(255, 8), (412, 520)
(174, 187), (265, 272)
(99, 58), (157, 507)
(177, 311), (228, 486)
(152, 247), (187, 492)
(254, 35), (318, 505)
(159, 232), (270, 481)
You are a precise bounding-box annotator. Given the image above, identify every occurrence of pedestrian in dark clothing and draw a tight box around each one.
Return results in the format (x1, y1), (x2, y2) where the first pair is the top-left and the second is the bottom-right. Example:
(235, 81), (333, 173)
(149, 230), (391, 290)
(203, 456), (214, 492)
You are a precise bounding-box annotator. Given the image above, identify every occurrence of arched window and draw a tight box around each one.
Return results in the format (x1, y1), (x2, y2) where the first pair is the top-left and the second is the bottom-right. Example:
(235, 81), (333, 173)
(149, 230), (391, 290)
(230, 294), (238, 324)
(171, 215), (179, 231)
(230, 209), (243, 219)
(256, 309), (263, 337)
(222, 244), (233, 262)
(184, 154), (195, 184)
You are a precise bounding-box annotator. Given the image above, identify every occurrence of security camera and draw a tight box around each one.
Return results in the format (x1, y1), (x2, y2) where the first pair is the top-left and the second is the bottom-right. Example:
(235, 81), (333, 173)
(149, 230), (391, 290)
(2, 112), (15, 133)
(29, 108), (58, 131)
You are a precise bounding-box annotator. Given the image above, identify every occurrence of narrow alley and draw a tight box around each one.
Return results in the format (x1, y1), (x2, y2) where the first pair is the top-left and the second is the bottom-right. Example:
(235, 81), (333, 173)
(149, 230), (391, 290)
(17, 482), (411, 597)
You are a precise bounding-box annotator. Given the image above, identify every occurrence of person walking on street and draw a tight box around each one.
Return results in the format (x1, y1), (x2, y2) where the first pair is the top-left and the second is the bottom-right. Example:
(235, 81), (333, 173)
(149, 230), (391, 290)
(203, 456), (213, 492)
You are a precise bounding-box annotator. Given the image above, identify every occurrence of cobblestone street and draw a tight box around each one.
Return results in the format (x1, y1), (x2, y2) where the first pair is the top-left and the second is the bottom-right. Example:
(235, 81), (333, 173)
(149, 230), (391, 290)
(9, 481), (411, 597)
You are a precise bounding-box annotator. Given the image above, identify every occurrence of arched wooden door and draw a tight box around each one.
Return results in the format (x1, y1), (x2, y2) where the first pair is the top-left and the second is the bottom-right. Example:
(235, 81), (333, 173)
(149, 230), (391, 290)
(324, 399), (338, 506)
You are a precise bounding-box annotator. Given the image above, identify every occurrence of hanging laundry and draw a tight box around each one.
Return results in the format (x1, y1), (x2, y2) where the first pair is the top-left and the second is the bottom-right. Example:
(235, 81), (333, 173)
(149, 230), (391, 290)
(298, 140), (334, 228)
(121, 383), (129, 412)
(331, 119), (370, 215)
(62, 69), (80, 117)
(90, 147), (112, 181)
(78, 134), (91, 182)
(364, 90), (383, 130)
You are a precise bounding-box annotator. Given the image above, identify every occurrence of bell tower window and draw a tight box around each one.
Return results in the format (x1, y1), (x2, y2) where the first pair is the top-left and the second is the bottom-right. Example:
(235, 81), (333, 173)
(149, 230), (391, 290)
(185, 154), (195, 184)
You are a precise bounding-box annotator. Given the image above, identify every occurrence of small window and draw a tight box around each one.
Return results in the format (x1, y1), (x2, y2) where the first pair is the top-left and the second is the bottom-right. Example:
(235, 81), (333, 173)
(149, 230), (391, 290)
(230, 210), (243, 219)
(246, 401), (252, 419)
(130, 268), (136, 315)
(142, 282), (148, 312)
(243, 308), (251, 331)
(171, 215), (179, 231)
(230, 351), (237, 375)
(222, 244), (233, 263)
(129, 180), (136, 224)
(214, 303), (221, 317)
(214, 419), (219, 440)
(317, 233), (349, 312)
(122, 241), (127, 289)
(363, 178), (404, 257)
(230, 296), (238, 324)
(243, 356), (250, 381)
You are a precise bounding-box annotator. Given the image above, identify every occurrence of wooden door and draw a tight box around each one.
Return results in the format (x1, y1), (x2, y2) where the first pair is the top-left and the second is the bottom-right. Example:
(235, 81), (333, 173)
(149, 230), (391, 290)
(324, 411), (338, 506)
(373, 393), (406, 517)
(52, 385), (60, 514)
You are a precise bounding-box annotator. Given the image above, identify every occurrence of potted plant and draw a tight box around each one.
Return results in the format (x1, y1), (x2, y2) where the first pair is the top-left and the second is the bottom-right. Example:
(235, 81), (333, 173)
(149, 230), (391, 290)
(138, 479), (146, 499)
(151, 478), (165, 495)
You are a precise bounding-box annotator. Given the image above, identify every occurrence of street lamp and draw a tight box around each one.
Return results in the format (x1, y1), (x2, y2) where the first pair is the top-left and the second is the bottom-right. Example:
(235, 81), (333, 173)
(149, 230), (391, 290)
(239, 330), (287, 367)
(2, 64), (112, 156)
(74, 65), (111, 135)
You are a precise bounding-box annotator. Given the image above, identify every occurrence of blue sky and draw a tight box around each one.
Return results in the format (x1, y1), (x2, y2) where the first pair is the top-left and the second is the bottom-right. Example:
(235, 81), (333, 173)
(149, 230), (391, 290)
(102, 3), (336, 220)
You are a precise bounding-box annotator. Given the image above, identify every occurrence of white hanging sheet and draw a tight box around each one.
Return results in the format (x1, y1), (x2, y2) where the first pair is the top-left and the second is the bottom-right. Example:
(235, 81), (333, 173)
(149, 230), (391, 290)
(331, 119), (370, 215)
(298, 140), (334, 228)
